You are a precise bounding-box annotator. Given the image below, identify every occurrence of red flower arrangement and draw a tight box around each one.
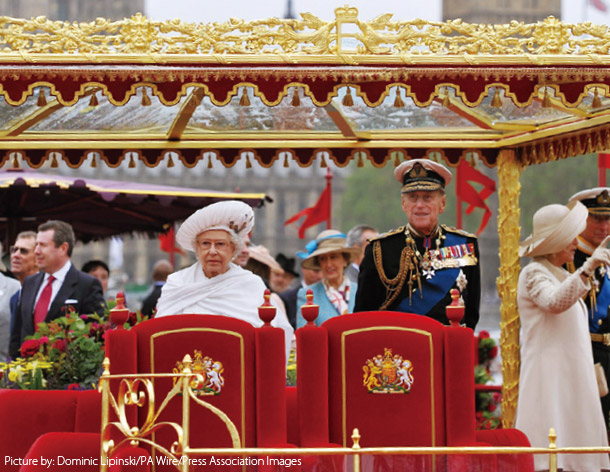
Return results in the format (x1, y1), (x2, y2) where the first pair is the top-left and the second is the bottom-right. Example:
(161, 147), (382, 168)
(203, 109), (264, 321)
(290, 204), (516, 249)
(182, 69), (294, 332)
(475, 330), (502, 430)
(1, 302), (146, 390)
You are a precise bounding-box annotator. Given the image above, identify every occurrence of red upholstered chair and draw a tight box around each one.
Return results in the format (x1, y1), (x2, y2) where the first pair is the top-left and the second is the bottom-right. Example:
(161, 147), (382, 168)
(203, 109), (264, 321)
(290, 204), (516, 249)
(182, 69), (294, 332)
(0, 294), (290, 472)
(295, 299), (533, 471)
(102, 307), (291, 470)
(0, 389), (102, 472)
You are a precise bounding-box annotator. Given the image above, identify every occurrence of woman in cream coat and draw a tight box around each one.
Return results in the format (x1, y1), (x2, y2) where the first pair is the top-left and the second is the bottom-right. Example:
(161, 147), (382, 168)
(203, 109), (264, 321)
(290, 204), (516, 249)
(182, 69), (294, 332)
(516, 201), (610, 472)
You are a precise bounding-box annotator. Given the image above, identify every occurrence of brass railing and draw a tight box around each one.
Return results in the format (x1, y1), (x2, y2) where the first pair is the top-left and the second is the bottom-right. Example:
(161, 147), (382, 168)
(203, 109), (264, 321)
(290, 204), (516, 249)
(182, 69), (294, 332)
(99, 356), (607, 472)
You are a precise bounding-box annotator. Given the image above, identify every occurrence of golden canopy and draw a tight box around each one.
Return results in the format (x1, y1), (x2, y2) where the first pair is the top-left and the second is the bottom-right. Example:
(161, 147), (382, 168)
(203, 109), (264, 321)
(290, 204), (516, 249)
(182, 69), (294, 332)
(0, 10), (608, 169)
(1, 7), (609, 426)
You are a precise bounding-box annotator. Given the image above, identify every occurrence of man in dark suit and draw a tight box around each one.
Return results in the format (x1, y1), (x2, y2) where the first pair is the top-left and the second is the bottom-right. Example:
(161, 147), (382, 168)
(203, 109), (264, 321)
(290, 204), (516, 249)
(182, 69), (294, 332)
(140, 259), (172, 318)
(9, 220), (106, 358)
(280, 266), (322, 330)
(345, 224), (379, 284)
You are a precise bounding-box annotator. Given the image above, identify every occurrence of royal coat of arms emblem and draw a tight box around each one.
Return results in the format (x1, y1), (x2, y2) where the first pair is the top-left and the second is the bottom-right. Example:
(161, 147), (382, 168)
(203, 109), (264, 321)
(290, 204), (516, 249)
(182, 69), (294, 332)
(362, 348), (414, 394)
(173, 350), (224, 396)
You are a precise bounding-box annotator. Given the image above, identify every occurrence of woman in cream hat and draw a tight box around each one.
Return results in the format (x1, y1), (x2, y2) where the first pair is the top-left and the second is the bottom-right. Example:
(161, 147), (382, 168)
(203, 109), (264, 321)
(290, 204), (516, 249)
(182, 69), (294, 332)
(155, 201), (294, 356)
(295, 229), (360, 328)
(516, 202), (610, 472)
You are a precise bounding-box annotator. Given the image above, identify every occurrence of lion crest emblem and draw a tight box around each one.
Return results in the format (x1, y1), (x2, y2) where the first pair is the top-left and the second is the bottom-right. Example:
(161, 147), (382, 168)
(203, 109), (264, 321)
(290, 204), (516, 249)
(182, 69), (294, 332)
(363, 348), (414, 394)
(173, 350), (224, 396)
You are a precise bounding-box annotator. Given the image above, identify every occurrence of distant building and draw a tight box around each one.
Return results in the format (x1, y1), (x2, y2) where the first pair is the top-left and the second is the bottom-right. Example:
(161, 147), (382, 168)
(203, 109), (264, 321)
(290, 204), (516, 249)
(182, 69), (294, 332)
(443, 0), (560, 23)
(0, 0), (144, 21)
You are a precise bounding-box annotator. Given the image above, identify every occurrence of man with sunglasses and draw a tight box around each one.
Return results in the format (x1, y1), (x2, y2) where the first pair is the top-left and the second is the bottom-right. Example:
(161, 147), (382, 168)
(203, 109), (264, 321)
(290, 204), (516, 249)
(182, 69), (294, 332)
(10, 231), (37, 284)
(8, 231), (38, 338)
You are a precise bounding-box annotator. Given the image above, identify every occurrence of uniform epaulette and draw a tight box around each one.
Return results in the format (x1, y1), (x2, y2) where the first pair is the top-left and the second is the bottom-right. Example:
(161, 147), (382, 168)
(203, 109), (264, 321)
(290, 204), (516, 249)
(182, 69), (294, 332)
(371, 226), (406, 241)
(441, 224), (477, 238)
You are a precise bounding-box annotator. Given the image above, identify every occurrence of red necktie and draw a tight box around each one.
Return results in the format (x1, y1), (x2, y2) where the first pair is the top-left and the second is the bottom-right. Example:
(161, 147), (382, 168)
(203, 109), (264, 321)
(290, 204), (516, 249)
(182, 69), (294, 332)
(34, 275), (55, 329)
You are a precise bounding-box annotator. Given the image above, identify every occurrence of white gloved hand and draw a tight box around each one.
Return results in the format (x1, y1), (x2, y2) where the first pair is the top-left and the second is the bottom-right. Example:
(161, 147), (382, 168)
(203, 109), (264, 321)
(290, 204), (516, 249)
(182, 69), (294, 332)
(581, 235), (610, 276)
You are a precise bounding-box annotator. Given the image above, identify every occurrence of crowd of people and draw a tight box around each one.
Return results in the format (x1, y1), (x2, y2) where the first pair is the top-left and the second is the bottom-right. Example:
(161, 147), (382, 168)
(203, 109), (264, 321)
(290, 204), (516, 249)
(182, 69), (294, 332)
(3, 158), (610, 469)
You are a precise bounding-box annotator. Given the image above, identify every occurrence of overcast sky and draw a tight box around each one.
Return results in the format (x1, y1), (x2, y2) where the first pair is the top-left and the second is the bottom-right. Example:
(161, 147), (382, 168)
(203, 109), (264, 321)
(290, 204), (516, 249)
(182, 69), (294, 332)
(145, 1), (610, 24)
(145, 0), (442, 23)
(562, 0), (610, 23)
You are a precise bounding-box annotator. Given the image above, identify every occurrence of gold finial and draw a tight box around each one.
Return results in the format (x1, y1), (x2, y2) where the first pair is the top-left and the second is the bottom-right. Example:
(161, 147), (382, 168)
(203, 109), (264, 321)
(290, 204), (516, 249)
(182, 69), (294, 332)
(548, 427), (558, 472)
(351, 428), (361, 449)
(548, 427), (557, 449)
(102, 357), (110, 375)
(182, 354), (193, 374)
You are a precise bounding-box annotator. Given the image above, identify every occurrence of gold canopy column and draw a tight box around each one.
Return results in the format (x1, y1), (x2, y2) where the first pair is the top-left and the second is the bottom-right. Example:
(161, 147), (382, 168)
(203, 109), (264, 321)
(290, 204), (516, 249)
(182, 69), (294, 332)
(496, 148), (522, 428)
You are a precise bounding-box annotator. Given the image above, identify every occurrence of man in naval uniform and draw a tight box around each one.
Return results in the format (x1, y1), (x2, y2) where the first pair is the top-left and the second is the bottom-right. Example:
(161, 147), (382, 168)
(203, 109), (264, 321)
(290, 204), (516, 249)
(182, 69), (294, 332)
(568, 187), (610, 430)
(354, 158), (480, 329)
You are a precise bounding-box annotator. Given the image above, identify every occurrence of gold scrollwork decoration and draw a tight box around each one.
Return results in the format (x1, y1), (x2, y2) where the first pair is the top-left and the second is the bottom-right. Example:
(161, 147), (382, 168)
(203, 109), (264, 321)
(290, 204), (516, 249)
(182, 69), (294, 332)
(0, 11), (610, 62)
(99, 355), (241, 471)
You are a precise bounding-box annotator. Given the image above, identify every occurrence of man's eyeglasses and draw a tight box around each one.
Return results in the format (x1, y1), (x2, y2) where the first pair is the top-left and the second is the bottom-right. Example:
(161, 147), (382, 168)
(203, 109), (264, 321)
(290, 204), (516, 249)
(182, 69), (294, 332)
(10, 246), (30, 255)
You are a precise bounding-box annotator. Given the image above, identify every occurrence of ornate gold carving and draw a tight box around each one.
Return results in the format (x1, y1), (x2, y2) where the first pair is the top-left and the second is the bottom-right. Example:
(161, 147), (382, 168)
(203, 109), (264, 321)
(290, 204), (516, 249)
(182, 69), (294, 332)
(0, 12), (609, 63)
(496, 149), (522, 428)
(99, 355), (241, 471)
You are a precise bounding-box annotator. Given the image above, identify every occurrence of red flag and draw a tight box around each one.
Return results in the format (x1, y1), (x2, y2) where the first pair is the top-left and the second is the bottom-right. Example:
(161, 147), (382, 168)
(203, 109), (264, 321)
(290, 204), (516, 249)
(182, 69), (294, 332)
(159, 226), (184, 255)
(590, 0), (608, 12)
(598, 153), (610, 186)
(456, 160), (496, 235)
(284, 186), (331, 239)
(599, 153), (610, 169)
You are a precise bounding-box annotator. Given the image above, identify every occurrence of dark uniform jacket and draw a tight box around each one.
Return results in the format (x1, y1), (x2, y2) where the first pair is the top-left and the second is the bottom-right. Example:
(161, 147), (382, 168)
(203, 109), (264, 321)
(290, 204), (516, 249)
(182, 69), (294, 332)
(572, 242), (610, 333)
(570, 239), (610, 429)
(10, 265), (105, 358)
(354, 224), (480, 329)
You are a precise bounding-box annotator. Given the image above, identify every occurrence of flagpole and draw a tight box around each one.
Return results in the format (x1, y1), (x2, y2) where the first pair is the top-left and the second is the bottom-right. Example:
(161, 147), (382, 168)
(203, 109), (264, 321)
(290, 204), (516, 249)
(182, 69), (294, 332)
(456, 162), (463, 229)
(325, 167), (333, 229)
(168, 224), (176, 269)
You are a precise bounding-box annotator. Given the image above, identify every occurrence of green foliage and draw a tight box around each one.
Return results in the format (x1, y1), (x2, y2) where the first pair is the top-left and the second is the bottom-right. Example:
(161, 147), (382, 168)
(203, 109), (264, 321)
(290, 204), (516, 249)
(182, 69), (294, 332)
(286, 347), (296, 386)
(1, 304), (145, 390)
(520, 154), (599, 235)
(338, 162), (403, 232)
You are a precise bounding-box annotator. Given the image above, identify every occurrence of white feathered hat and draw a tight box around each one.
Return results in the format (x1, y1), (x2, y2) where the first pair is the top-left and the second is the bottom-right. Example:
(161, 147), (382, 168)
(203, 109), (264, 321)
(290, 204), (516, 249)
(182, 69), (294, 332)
(176, 200), (254, 252)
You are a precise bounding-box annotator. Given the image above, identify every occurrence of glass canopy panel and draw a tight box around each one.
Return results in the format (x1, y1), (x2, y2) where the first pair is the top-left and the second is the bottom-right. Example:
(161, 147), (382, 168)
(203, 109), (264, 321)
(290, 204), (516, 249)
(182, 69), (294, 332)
(0, 91), (48, 131)
(339, 89), (481, 131)
(476, 87), (576, 126)
(186, 90), (339, 133)
(29, 88), (178, 134)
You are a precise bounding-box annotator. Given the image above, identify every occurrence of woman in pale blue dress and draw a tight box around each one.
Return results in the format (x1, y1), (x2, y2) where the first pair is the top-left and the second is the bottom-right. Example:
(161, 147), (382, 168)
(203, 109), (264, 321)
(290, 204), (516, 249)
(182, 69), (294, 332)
(295, 229), (360, 328)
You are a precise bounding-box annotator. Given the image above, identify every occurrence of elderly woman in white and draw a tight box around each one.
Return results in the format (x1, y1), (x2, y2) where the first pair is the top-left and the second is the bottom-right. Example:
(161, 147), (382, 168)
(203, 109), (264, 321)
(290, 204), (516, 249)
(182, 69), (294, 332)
(155, 200), (294, 356)
(516, 201), (610, 472)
